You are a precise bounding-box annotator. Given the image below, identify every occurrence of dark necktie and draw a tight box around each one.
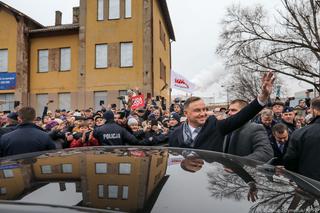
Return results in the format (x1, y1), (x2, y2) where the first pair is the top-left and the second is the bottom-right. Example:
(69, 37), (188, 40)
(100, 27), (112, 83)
(279, 144), (284, 153)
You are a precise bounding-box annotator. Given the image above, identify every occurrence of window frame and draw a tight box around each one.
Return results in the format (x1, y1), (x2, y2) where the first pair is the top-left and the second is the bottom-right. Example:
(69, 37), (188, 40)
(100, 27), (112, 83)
(0, 49), (8, 72)
(41, 165), (53, 174)
(108, 0), (121, 20)
(122, 185), (129, 200)
(107, 185), (119, 199)
(118, 163), (131, 175)
(61, 164), (73, 174)
(95, 44), (109, 69)
(3, 169), (14, 178)
(38, 49), (49, 73)
(98, 184), (105, 198)
(160, 58), (166, 82)
(59, 47), (71, 72)
(0, 187), (7, 195)
(120, 42), (133, 68)
(95, 163), (108, 174)
(124, 0), (132, 19)
(97, 0), (105, 21)
(58, 92), (71, 112)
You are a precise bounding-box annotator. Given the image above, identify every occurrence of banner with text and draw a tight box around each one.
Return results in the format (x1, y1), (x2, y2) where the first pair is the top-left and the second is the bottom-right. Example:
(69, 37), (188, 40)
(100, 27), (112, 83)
(131, 95), (145, 110)
(171, 70), (196, 93)
(0, 73), (16, 90)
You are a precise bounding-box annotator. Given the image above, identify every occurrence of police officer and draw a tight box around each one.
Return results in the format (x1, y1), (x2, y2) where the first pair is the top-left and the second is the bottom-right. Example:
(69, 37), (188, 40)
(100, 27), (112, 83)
(0, 107), (56, 157)
(0, 112), (19, 138)
(93, 110), (141, 146)
(281, 107), (296, 134)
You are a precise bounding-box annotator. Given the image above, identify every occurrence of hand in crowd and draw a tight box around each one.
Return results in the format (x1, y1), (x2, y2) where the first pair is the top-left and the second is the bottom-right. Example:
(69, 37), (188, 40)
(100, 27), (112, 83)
(65, 132), (74, 142)
(258, 71), (275, 103)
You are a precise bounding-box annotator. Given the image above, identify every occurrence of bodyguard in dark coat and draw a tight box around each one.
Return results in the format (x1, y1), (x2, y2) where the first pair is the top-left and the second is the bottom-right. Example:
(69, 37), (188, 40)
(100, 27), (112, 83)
(222, 100), (273, 162)
(169, 72), (275, 152)
(0, 107), (56, 157)
(94, 111), (142, 146)
(284, 98), (320, 181)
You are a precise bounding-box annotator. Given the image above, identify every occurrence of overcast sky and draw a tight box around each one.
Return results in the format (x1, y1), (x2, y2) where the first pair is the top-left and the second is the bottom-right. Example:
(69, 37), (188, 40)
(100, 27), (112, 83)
(2, 0), (310, 102)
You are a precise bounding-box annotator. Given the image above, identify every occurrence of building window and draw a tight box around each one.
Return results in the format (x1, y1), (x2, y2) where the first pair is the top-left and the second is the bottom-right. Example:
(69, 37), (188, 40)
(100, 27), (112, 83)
(94, 91), (108, 111)
(108, 185), (118, 199)
(3, 169), (14, 178)
(38, 49), (49, 72)
(98, 184), (104, 198)
(95, 44), (108, 68)
(97, 0), (104, 21)
(59, 93), (71, 111)
(96, 163), (108, 174)
(160, 58), (166, 82)
(60, 48), (71, 71)
(0, 49), (8, 72)
(122, 186), (129, 199)
(109, 0), (120, 20)
(120, 42), (133, 67)
(0, 94), (14, 112)
(119, 163), (131, 175)
(41, 165), (52, 174)
(0, 187), (7, 195)
(125, 0), (132, 18)
(159, 22), (166, 49)
(36, 94), (48, 116)
(61, 164), (73, 173)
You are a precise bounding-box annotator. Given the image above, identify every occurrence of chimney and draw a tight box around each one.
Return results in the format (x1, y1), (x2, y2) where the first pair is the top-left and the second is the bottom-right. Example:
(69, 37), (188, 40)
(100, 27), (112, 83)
(55, 11), (62, 26)
(73, 7), (80, 24)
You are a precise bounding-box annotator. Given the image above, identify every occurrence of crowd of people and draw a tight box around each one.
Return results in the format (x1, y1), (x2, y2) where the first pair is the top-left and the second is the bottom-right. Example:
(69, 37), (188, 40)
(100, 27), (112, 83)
(0, 72), (319, 182)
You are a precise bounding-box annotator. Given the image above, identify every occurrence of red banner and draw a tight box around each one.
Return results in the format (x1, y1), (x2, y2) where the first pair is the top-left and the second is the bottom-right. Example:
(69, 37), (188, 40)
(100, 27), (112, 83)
(131, 95), (145, 110)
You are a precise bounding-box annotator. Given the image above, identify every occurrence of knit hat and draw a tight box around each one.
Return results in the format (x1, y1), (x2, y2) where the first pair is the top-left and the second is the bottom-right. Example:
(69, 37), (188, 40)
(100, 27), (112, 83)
(7, 112), (18, 121)
(45, 120), (59, 131)
(283, 106), (294, 113)
(103, 110), (114, 121)
(170, 112), (181, 122)
(127, 117), (139, 126)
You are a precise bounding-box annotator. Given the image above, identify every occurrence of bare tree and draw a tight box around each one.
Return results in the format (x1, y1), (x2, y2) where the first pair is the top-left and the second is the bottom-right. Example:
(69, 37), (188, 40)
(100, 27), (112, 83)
(225, 69), (286, 102)
(217, 0), (320, 93)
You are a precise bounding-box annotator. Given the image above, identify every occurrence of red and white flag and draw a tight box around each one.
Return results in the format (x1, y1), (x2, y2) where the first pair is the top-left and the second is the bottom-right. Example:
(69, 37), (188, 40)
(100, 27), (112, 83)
(131, 95), (145, 110)
(171, 70), (196, 93)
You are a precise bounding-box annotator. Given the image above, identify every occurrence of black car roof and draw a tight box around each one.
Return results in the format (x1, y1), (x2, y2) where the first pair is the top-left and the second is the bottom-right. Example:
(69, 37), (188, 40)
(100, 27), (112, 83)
(0, 147), (319, 213)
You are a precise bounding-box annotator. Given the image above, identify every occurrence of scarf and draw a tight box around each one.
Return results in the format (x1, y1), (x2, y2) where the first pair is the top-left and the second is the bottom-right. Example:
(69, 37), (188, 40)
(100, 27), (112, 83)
(182, 122), (201, 147)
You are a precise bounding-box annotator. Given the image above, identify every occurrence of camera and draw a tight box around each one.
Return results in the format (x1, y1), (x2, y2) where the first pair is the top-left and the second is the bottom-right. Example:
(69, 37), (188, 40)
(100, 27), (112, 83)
(307, 89), (313, 92)
(14, 101), (20, 108)
(288, 97), (295, 101)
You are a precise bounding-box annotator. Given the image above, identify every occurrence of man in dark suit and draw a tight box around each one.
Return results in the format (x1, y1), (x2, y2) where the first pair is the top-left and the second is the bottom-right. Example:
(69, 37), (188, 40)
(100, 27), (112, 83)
(169, 72), (275, 152)
(270, 123), (289, 165)
(284, 97), (320, 181)
(223, 100), (273, 162)
(0, 107), (56, 157)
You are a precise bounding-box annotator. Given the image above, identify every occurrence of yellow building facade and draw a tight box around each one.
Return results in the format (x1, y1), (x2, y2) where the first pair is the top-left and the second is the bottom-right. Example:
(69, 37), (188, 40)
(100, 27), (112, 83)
(0, 0), (175, 114)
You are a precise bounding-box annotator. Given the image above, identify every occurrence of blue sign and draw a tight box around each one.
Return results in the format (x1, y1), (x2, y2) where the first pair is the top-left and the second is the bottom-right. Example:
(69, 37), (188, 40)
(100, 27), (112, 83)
(0, 73), (16, 90)
(0, 164), (20, 170)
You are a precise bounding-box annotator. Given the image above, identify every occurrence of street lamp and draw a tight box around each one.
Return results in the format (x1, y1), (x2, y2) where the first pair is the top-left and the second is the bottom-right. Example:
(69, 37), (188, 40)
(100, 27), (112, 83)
(221, 85), (235, 106)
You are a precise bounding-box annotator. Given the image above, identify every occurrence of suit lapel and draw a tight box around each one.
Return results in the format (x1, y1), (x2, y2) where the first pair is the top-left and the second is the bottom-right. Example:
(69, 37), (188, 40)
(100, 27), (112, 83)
(178, 128), (185, 147)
